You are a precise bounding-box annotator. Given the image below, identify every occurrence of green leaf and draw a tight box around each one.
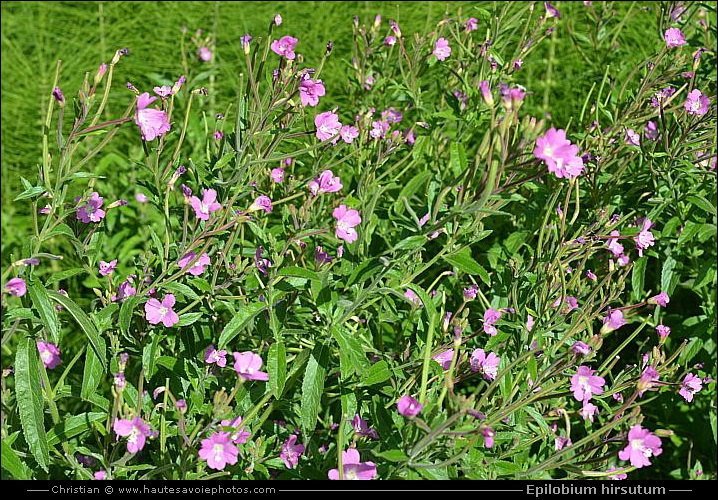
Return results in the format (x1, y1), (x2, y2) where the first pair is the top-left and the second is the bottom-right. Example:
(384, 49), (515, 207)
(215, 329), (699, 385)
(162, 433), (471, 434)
(278, 267), (322, 282)
(45, 268), (86, 286)
(15, 336), (49, 472)
(148, 226), (165, 268)
(373, 449), (409, 462)
(81, 340), (106, 400)
(300, 342), (329, 434)
(268, 341), (287, 397)
(631, 257), (647, 302)
(27, 281), (60, 344)
(45, 223), (75, 240)
(686, 194), (716, 216)
(48, 291), (106, 371)
(14, 185), (45, 201)
(142, 333), (163, 381)
(449, 142), (468, 176)
(46, 412), (106, 447)
(217, 302), (265, 349)
(332, 327), (370, 378)
(177, 312), (202, 327)
(393, 235), (426, 251)
(660, 256), (678, 295)
(119, 295), (142, 337)
(1, 441), (31, 479)
(162, 282), (201, 301)
(679, 338), (703, 364)
(213, 151), (236, 170)
(444, 250), (490, 285)
(359, 360), (392, 386)
(394, 171), (432, 215)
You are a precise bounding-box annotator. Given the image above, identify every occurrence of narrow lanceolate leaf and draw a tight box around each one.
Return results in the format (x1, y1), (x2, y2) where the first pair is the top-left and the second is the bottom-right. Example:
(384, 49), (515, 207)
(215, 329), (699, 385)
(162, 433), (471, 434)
(27, 281), (60, 344)
(268, 341), (287, 397)
(1, 440), (31, 479)
(47, 290), (106, 371)
(15, 336), (49, 472)
(46, 412), (106, 447)
(217, 302), (266, 350)
(81, 340), (106, 401)
(300, 342), (329, 435)
(119, 295), (142, 337)
(631, 257), (647, 302)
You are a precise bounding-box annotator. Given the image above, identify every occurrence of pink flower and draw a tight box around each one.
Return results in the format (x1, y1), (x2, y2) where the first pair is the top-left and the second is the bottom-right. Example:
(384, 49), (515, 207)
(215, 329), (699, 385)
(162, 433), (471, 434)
(534, 128), (584, 179)
(135, 192), (148, 203)
(618, 425), (662, 468)
(605, 230), (624, 257)
(617, 254), (630, 266)
(664, 27), (686, 47)
(144, 294), (179, 327)
(332, 204), (361, 243)
(328, 449), (377, 480)
(37, 341), (61, 369)
(308, 170), (343, 195)
(483, 308), (501, 336)
(384, 35), (397, 46)
(204, 345), (227, 368)
(679, 373), (703, 402)
(656, 324), (671, 339)
(470, 348), (500, 380)
(315, 111), (342, 141)
(570, 365), (605, 402)
(606, 466), (627, 480)
(135, 92), (171, 141)
(463, 284), (478, 300)
(571, 341), (591, 356)
(299, 78), (326, 107)
(624, 128), (640, 146)
(644, 121), (660, 141)
(271, 36), (298, 59)
(113, 416), (152, 454)
(340, 125), (359, 144)
(601, 309), (627, 333)
(634, 218), (655, 257)
(198, 431), (238, 470)
(369, 120), (390, 139)
(432, 349), (454, 370)
(637, 365), (660, 397)
(481, 426), (495, 448)
(544, 1), (561, 18)
(190, 189), (222, 220)
(433, 37), (451, 61)
(249, 195), (273, 213)
(115, 278), (136, 302)
(220, 416), (251, 444)
(465, 17), (478, 32)
(351, 414), (379, 440)
(77, 192), (106, 223)
(280, 434), (305, 469)
(580, 402), (599, 423)
(274, 13), (282, 26)
(198, 47), (212, 61)
(232, 351), (269, 381)
(647, 291), (669, 307)
(99, 259), (118, 277)
(479, 80), (494, 107)
(397, 395), (423, 418)
(404, 288), (422, 306)
(527, 314), (535, 332)
(94, 470), (106, 480)
(271, 167), (285, 183)
(153, 85), (173, 98)
(554, 435), (571, 450)
(684, 89), (710, 116)
(5, 277), (27, 297)
(178, 252), (211, 276)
